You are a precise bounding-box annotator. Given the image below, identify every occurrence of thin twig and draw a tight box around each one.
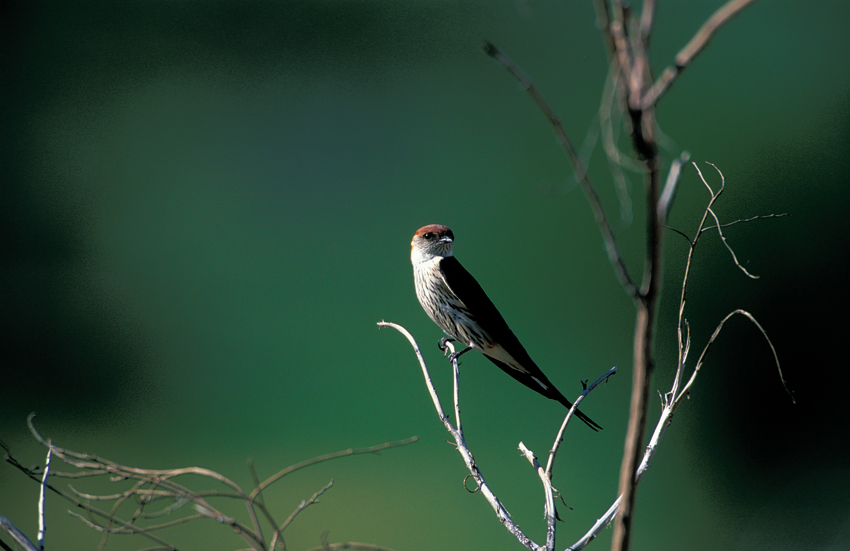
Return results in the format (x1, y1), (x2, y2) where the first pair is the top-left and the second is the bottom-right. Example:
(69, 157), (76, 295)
(638, 0), (656, 42)
(10, 420), (180, 550)
(278, 480), (334, 533)
(38, 443), (52, 550)
(672, 162), (725, 395)
(701, 213), (790, 232)
(20, 414), (417, 551)
(567, 379), (673, 550)
(66, 510), (203, 535)
(301, 543), (399, 551)
(518, 443), (556, 551)
(193, 506), (263, 551)
(518, 367), (616, 551)
(573, 278), (790, 550)
(481, 41), (637, 298)
(545, 366), (618, 478)
(676, 309), (792, 407)
(247, 459), (264, 507)
(451, 345), (463, 435)
(596, 60), (641, 223)
(378, 321), (537, 551)
(249, 437), (418, 503)
(0, 515), (39, 551)
(642, 0), (763, 109)
(571, 161), (790, 550)
(691, 162), (759, 279)
(657, 152), (691, 223)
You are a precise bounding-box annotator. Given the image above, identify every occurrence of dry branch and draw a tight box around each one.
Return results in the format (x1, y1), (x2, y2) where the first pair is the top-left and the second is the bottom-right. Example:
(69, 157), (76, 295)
(566, 164), (789, 550)
(378, 321), (612, 551)
(643, 0), (763, 109)
(3, 416), (416, 551)
(482, 41), (637, 299)
(378, 321), (532, 549)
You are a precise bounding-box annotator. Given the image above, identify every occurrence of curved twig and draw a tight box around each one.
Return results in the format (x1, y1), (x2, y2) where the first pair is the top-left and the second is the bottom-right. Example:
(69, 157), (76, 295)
(545, 367), (618, 479)
(378, 321), (536, 550)
(21, 414), (417, 551)
(482, 41), (637, 298)
(642, 0), (763, 109)
(249, 437), (418, 502)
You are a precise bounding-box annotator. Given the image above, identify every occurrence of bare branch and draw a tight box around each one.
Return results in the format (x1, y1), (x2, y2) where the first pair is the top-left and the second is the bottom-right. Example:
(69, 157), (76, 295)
(516, 366), (617, 551)
(691, 162), (759, 278)
(249, 437), (418, 503)
(571, 155), (787, 551)
(657, 152), (691, 223)
(16, 415), (416, 551)
(37, 442), (52, 550)
(193, 505), (263, 551)
(706, 209), (758, 278)
(595, 60), (640, 223)
(380, 321), (615, 550)
(66, 510), (203, 535)
(378, 321), (537, 550)
(301, 543), (400, 551)
(545, 366), (618, 478)
(278, 480), (334, 533)
(518, 442), (556, 551)
(0, 515), (40, 551)
(643, 0), (763, 108)
(676, 309), (792, 408)
(701, 213), (790, 232)
(569, 314), (785, 551)
(571, 305), (790, 550)
(638, 0), (657, 42)
(481, 41), (637, 298)
(247, 458), (265, 507)
(7, 428), (180, 550)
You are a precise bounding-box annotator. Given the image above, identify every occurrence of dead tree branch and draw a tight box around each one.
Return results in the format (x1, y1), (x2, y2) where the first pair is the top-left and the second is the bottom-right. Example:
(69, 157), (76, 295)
(377, 321), (532, 549)
(566, 163), (789, 550)
(496, 2), (766, 549)
(643, 0), (763, 109)
(378, 321), (612, 551)
(3, 415), (416, 551)
(482, 41), (637, 299)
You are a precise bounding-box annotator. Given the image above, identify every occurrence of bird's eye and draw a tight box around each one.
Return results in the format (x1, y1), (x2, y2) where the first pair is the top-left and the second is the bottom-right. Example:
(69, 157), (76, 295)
(423, 232), (434, 240)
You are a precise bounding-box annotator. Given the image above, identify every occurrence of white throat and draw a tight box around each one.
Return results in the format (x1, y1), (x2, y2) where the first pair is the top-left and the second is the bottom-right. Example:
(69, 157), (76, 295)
(411, 244), (452, 267)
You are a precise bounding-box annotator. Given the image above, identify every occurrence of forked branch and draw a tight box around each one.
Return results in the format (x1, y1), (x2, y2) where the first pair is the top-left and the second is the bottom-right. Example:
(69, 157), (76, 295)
(566, 164), (790, 550)
(378, 320), (612, 551)
(3, 415), (416, 551)
(482, 41), (637, 299)
(643, 0), (763, 109)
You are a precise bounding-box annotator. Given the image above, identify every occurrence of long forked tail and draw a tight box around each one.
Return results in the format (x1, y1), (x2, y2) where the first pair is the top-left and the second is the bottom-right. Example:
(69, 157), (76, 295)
(484, 355), (603, 431)
(555, 394), (603, 431)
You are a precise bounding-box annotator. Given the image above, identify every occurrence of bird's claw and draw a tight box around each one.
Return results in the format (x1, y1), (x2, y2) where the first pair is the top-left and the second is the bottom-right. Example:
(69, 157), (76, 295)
(438, 337), (455, 353)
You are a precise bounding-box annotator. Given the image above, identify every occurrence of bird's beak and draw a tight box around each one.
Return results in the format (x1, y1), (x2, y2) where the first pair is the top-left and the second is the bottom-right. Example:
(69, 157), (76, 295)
(440, 236), (453, 243)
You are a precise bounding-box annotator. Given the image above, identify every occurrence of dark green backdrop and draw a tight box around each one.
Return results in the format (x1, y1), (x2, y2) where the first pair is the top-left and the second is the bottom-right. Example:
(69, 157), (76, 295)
(2, 1), (848, 550)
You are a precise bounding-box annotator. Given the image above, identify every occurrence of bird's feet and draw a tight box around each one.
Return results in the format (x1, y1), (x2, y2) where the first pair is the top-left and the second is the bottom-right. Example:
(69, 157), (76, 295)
(447, 345), (473, 365)
(438, 337), (455, 353)
(439, 338), (471, 365)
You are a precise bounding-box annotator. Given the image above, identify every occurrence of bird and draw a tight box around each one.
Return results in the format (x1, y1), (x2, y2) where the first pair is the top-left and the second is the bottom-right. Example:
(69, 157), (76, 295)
(410, 224), (601, 431)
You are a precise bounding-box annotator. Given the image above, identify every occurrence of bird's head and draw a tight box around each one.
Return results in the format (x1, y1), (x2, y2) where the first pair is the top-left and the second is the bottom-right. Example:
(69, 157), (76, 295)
(411, 224), (454, 265)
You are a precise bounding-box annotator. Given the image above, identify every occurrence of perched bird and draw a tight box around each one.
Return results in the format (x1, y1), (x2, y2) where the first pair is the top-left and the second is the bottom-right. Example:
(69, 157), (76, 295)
(410, 224), (601, 431)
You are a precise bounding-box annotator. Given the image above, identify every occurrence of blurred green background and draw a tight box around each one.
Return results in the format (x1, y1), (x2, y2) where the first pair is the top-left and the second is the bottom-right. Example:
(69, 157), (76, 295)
(2, 1), (849, 550)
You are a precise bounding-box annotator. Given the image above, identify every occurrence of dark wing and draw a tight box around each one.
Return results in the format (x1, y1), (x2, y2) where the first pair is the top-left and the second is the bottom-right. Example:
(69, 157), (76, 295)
(439, 256), (603, 431)
(438, 256), (537, 371)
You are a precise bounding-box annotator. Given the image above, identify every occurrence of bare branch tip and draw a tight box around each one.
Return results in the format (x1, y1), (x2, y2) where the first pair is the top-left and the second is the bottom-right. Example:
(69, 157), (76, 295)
(27, 413), (48, 446)
(481, 41), (498, 57)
